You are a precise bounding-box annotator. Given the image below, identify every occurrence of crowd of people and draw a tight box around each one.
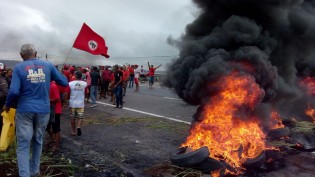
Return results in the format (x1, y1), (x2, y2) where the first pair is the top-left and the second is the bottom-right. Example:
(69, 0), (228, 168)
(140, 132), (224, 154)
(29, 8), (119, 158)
(0, 43), (162, 177)
(59, 62), (162, 108)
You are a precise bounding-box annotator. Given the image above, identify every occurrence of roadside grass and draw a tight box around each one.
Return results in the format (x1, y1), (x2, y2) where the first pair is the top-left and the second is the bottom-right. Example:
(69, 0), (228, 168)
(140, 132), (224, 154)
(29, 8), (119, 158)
(0, 139), (17, 163)
(85, 117), (104, 125)
(0, 140), (78, 177)
(291, 121), (315, 135)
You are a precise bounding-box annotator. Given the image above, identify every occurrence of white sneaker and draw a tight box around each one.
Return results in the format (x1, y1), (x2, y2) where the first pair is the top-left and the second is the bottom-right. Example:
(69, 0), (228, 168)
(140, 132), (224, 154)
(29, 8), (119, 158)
(90, 104), (97, 108)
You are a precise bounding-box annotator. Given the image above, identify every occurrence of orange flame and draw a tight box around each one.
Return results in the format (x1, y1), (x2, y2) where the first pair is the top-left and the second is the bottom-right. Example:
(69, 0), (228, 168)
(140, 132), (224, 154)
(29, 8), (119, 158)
(305, 104), (315, 123)
(211, 170), (221, 177)
(269, 111), (285, 129)
(182, 72), (266, 174)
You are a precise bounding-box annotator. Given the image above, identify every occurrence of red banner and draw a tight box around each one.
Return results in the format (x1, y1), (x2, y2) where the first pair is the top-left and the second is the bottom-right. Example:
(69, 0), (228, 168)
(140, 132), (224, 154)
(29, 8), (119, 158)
(73, 23), (110, 58)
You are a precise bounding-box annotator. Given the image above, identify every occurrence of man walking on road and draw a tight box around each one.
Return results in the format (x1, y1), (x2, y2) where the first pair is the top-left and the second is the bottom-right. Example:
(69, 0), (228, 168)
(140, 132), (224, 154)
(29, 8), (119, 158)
(65, 71), (87, 136)
(3, 44), (68, 177)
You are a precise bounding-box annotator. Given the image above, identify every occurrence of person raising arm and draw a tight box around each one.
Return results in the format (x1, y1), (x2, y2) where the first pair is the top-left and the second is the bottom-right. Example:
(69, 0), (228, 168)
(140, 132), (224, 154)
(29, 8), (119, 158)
(147, 61), (162, 88)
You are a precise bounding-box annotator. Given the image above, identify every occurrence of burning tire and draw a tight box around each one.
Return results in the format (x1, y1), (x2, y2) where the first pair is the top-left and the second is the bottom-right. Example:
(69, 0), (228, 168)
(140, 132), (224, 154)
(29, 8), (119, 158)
(170, 146), (210, 167)
(267, 127), (290, 139)
(194, 157), (225, 173)
(243, 151), (266, 169)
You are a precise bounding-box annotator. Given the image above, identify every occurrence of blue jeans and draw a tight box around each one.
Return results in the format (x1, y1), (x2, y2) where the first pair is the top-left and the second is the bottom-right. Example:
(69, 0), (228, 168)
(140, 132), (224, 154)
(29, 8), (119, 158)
(90, 86), (98, 104)
(128, 76), (134, 88)
(15, 112), (50, 177)
(149, 76), (154, 85)
(115, 85), (123, 107)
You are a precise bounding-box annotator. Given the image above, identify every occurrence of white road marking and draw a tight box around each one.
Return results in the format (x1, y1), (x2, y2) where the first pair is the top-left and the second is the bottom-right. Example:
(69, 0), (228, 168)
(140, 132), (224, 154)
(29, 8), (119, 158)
(95, 101), (191, 124)
(139, 85), (162, 89)
(163, 97), (181, 101)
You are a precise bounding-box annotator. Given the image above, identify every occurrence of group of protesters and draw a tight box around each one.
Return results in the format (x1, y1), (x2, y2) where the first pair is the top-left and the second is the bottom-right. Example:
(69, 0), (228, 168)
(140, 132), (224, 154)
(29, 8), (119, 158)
(0, 43), (163, 177)
(60, 62), (161, 108)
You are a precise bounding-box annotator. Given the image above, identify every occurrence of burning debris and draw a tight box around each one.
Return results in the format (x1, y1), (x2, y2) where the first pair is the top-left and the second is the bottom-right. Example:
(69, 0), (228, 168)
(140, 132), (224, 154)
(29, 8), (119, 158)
(163, 0), (315, 176)
(181, 72), (267, 173)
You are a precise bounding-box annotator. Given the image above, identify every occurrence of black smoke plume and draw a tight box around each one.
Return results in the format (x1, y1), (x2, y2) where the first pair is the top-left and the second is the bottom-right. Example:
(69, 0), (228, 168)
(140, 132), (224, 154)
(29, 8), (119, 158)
(164, 0), (315, 124)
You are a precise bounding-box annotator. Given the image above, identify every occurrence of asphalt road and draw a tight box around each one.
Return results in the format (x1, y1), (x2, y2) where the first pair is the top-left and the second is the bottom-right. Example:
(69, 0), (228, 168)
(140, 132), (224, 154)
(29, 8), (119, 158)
(93, 82), (197, 124)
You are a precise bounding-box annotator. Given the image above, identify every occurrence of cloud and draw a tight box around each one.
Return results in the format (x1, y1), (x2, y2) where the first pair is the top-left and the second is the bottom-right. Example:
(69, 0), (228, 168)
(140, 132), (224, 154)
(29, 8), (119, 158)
(0, 0), (195, 68)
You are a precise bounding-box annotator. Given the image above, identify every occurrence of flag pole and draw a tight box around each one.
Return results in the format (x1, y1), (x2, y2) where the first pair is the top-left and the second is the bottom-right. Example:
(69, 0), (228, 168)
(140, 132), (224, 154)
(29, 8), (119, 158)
(63, 47), (73, 65)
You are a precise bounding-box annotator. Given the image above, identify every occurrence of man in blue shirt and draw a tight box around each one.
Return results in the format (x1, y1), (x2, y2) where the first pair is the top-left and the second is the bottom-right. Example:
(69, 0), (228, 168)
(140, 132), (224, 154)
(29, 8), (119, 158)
(3, 44), (68, 177)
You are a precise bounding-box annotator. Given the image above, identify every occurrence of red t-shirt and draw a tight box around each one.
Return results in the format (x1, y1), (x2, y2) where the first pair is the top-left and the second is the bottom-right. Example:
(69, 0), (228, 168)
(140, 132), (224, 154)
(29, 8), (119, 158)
(123, 70), (129, 81)
(63, 70), (70, 82)
(149, 68), (156, 76)
(58, 84), (66, 95)
(69, 73), (75, 82)
(102, 70), (111, 81)
(110, 72), (114, 81)
(129, 68), (134, 74)
(50, 81), (62, 114)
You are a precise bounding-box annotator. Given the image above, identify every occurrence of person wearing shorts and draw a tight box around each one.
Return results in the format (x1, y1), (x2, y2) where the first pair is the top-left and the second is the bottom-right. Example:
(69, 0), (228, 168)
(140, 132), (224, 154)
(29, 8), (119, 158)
(65, 71), (87, 136)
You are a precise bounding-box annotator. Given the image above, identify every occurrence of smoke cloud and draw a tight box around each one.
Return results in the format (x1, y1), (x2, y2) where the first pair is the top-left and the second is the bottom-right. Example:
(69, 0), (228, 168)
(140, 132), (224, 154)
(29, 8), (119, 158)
(164, 0), (315, 123)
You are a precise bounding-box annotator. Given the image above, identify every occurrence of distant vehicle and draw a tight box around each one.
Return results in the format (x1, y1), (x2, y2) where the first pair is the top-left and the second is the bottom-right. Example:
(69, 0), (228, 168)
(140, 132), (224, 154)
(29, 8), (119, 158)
(139, 74), (148, 83)
(0, 63), (4, 70)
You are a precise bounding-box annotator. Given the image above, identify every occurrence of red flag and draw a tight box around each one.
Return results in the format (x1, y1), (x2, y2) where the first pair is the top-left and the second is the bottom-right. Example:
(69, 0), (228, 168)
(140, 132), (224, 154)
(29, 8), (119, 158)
(73, 23), (110, 58)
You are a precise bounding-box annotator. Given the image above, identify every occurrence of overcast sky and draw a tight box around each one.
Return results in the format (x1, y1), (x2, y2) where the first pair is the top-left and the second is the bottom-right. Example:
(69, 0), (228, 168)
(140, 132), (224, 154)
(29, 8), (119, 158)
(0, 0), (197, 69)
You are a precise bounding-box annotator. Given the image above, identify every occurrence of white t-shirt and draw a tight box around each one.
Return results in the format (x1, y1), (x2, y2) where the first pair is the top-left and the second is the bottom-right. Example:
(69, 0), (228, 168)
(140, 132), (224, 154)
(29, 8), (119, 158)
(134, 68), (140, 78)
(140, 67), (145, 75)
(69, 80), (87, 108)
